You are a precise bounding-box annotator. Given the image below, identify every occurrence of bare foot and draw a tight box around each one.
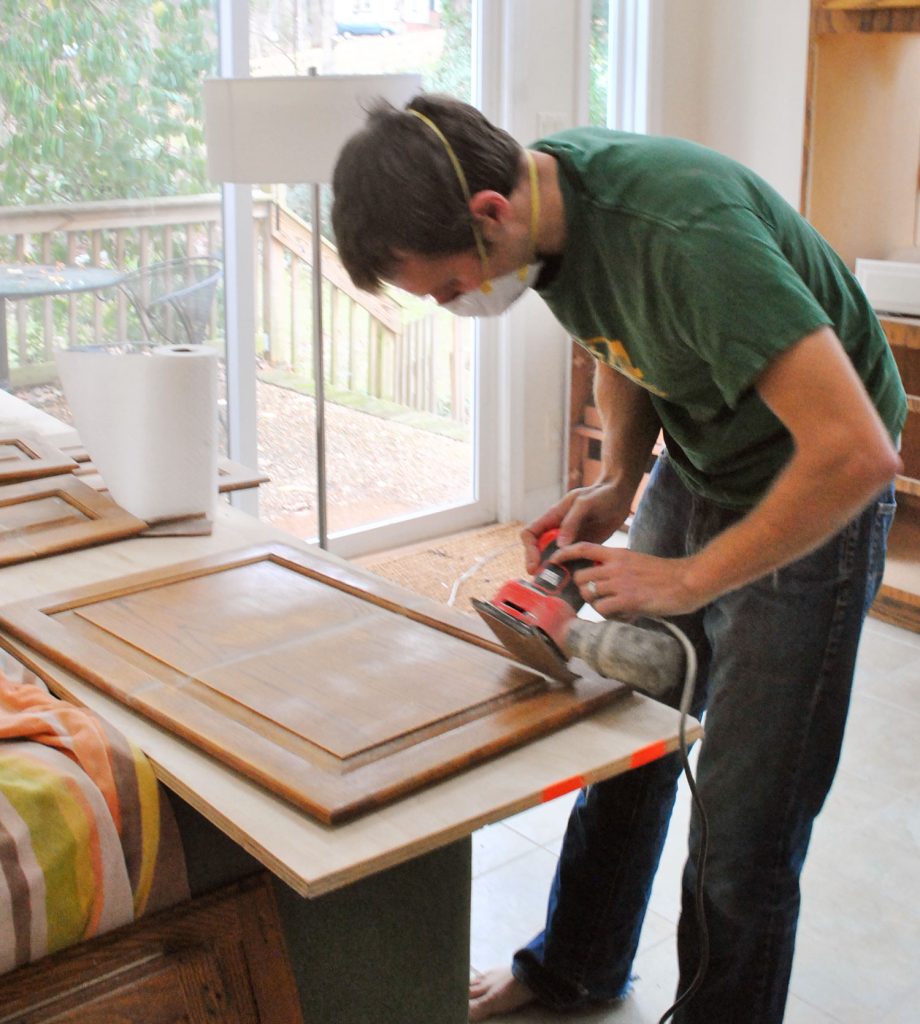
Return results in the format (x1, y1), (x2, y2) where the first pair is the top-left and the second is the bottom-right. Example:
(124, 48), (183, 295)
(469, 967), (535, 1021)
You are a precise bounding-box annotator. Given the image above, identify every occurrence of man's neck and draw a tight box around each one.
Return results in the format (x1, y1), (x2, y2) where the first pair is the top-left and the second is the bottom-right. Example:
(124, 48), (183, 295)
(527, 149), (567, 256)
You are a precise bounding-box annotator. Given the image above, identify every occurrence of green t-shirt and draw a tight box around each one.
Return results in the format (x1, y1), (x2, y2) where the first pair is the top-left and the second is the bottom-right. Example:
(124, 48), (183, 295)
(533, 128), (906, 509)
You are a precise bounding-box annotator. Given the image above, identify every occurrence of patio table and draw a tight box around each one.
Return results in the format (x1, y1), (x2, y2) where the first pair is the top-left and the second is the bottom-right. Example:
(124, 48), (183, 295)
(0, 263), (125, 389)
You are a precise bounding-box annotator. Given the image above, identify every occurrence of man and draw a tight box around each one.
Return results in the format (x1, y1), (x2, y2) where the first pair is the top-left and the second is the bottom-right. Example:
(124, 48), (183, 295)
(332, 94), (905, 1023)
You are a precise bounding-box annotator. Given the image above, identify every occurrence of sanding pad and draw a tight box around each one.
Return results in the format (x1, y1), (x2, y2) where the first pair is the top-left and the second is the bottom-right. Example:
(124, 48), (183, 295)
(472, 598), (579, 685)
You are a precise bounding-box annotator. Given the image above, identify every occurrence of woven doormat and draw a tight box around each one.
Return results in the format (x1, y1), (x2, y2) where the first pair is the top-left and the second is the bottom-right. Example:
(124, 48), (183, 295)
(357, 522), (528, 616)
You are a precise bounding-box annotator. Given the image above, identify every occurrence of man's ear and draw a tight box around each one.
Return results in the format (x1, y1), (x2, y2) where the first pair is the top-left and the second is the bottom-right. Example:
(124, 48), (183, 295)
(468, 190), (512, 237)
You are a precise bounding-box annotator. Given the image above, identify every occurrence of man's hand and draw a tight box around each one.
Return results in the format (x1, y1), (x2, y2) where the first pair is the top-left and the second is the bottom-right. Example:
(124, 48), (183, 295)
(555, 543), (708, 617)
(521, 479), (634, 574)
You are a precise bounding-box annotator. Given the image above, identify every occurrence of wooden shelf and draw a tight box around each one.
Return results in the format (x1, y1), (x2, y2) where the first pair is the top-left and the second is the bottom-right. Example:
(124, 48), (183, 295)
(801, 28), (920, 265)
(572, 422), (604, 442)
(566, 345), (663, 514)
(874, 304), (920, 631)
(870, 495), (920, 630)
(802, 0), (920, 631)
(823, 0), (920, 8)
(567, 342), (598, 490)
(815, 1), (920, 34)
(883, 316), (920, 493)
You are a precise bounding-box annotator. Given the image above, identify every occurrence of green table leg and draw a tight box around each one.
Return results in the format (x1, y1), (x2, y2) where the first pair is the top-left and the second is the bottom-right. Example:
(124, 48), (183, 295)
(170, 794), (472, 1024)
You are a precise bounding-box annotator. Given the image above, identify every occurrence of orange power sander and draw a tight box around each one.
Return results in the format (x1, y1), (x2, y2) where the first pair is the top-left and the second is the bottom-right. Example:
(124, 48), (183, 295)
(471, 529), (594, 684)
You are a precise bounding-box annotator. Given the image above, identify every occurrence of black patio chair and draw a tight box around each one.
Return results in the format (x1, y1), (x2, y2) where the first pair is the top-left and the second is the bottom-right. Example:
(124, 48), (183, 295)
(119, 257), (222, 346)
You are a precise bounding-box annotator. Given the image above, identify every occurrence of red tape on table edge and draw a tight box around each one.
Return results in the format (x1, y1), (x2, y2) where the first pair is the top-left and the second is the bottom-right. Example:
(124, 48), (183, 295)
(541, 775), (585, 802)
(541, 741), (669, 801)
(629, 739), (668, 769)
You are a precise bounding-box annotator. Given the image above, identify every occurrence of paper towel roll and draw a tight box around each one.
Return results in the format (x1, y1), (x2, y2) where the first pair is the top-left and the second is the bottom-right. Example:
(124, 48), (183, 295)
(57, 345), (218, 522)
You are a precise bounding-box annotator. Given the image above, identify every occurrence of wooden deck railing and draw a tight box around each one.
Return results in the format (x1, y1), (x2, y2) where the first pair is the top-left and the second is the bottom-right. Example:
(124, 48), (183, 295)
(0, 194), (469, 424)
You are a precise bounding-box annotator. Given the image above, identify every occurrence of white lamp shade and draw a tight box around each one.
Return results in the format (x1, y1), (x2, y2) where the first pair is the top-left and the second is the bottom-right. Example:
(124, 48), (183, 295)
(203, 73), (422, 184)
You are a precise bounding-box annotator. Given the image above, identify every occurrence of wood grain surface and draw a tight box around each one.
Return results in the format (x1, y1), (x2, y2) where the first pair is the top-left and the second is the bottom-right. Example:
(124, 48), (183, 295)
(0, 541), (629, 824)
(69, 449), (270, 494)
(0, 474), (147, 565)
(0, 434), (76, 482)
(0, 874), (302, 1024)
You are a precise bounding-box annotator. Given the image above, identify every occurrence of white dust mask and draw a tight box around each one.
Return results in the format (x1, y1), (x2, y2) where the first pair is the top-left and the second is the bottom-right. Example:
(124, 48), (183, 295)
(443, 261), (543, 317)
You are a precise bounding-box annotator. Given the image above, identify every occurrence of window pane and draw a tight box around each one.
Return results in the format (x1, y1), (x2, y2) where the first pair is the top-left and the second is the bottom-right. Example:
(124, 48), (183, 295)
(590, 0), (610, 127)
(249, 0), (476, 542)
(0, 2), (223, 448)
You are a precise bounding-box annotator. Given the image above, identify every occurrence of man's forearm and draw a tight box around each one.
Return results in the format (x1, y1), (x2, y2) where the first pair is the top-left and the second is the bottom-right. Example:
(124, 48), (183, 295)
(594, 362), (660, 495)
(555, 329), (901, 618)
(684, 327), (901, 605)
(684, 439), (896, 603)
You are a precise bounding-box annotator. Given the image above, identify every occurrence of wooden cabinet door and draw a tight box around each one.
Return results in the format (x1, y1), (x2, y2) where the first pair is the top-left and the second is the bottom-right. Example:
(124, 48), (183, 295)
(0, 875), (302, 1024)
(0, 435), (76, 482)
(0, 542), (627, 823)
(0, 475), (147, 565)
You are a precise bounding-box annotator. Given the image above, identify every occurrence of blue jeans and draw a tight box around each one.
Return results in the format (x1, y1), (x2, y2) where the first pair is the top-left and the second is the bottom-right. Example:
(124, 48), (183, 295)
(512, 452), (896, 1023)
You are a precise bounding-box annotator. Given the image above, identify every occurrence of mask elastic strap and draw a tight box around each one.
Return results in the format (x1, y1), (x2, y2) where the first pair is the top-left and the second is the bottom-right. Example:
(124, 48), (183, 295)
(409, 108), (493, 292)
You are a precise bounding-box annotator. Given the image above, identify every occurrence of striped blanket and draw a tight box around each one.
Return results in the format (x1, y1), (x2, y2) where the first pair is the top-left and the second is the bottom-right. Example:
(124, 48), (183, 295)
(0, 653), (189, 974)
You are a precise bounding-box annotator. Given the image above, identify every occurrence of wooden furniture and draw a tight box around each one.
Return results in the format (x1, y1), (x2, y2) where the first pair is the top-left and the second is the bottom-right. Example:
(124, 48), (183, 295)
(0, 434), (75, 481)
(69, 449), (270, 495)
(871, 315), (920, 628)
(567, 342), (601, 491)
(802, 0), (920, 631)
(0, 506), (695, 895)
(0, 473), (146, 566)
(0, 542), (627, 824)
(570, 2), (920, 628)
(0, 874), (303, 1024)
(0, 389), (80, 449)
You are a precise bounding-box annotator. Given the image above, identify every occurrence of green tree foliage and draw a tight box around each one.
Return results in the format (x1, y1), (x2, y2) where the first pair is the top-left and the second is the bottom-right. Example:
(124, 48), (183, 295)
(428, 0), (471, 100)
(0, 0), (216, 205)
(589, 0), (609, 127)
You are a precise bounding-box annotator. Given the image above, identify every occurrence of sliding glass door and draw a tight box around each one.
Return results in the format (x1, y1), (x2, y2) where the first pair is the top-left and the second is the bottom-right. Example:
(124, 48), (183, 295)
(235, 0), (490, 557)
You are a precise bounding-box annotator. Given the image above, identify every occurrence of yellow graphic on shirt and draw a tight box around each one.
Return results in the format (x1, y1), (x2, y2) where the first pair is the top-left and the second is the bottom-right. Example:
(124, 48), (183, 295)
(582, 337), (668, 398)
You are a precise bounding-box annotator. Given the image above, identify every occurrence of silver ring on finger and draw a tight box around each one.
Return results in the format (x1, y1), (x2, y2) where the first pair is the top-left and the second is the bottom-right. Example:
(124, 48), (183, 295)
(587, 579), (598, 600)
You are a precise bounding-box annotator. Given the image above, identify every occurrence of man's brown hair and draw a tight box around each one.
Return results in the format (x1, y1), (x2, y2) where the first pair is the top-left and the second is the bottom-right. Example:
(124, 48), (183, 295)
(331, 94), (522, 293)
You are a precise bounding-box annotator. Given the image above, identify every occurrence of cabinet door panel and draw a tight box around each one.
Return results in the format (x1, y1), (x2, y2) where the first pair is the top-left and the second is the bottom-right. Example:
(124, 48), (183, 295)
(0, 876), (301, 1024)
(0, 542), (627, 823)
(0, 436), (76, 482)
(0, 475), (146, 565)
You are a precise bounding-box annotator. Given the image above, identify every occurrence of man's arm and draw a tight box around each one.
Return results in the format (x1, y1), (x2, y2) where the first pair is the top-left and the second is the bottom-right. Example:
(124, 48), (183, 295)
(591, 360), (661, 514)
(522, 362), (659, 572)
(684, 324), (900, 598)
(556, 326), (902, 616)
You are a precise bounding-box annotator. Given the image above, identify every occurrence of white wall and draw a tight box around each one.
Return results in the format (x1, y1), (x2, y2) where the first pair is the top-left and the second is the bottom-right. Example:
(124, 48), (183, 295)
(647, 0), (811, 206)
(481, 0), (592, 524)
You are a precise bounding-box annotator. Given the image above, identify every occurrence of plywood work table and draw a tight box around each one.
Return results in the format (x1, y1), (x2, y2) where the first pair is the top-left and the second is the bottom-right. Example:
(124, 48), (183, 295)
(0, 459), (700, 1022)
(0, 503), (698, 896)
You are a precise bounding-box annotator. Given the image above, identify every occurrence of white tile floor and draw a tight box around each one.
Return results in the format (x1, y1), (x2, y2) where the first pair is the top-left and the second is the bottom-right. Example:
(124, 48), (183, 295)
(469, 616), (920, 1023)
